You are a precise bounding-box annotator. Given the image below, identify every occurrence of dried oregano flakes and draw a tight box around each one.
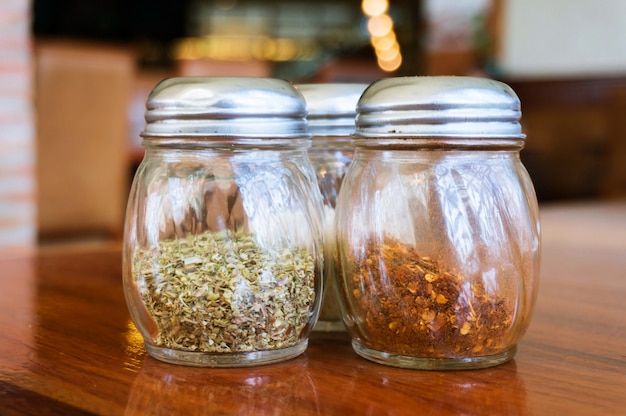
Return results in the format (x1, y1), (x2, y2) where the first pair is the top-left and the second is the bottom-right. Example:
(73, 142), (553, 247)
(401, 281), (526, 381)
(132, 230), (317, 353)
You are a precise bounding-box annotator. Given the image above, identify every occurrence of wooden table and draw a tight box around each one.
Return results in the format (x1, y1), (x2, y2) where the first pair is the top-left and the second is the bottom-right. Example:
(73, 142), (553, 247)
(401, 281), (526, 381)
(1, 202), (625, 415)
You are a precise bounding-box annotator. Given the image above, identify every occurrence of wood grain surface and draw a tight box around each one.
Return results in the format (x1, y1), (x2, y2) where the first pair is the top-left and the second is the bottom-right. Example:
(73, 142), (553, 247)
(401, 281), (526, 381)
(1, 202), (625, 415)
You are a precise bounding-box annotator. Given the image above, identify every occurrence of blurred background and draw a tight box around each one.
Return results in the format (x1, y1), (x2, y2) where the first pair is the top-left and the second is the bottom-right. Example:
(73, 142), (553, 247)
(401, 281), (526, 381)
(1, 0), (626, 252)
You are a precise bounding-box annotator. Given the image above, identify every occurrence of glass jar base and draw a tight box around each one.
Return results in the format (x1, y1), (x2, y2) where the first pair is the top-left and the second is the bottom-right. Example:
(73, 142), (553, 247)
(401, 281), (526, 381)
(352, 341), (516, 370)
(144, 340), (308, 368)
(313, 319), (346, 332)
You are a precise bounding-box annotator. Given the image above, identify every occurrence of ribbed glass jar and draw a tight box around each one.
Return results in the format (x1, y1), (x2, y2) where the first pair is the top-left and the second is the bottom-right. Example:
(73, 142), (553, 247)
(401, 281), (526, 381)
(297, 83), (367, 332)
(335, 76), (541, 370)
(123, 77), (324, 367)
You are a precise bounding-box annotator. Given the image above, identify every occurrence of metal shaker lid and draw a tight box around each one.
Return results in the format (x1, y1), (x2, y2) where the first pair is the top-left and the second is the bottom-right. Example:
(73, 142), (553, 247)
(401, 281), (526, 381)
(355, 76), (525, 139)
(142, 76), (309, 138)
(297, 83), (368, 136)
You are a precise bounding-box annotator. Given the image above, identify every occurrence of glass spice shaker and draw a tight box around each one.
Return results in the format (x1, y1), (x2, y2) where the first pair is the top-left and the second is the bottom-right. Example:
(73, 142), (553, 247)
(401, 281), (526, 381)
(123, 77), (324, 367)
(335, 76), (541, 370)
(297, 83), (368, 332)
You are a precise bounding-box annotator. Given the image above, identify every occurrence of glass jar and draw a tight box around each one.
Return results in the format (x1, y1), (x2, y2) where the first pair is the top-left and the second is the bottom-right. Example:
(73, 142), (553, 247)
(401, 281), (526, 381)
(123, 77), (324, 367)
(335, 76), (541, 370)
(297, 83), (368, 332)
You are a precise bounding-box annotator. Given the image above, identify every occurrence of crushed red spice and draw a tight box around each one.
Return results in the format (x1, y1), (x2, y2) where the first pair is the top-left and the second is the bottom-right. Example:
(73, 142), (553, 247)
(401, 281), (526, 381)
(346, 238), (513, 358)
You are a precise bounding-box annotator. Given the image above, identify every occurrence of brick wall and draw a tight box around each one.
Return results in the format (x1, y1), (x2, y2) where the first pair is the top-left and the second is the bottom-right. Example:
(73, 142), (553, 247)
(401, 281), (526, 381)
(0, 0), (35, 255)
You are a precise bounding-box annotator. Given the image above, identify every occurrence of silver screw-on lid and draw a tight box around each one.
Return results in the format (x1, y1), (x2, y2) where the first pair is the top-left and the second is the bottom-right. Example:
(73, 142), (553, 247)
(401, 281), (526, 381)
(142, 76), (309, 138)
(297, 83), (368, 136)
(355, 76), (524, 139)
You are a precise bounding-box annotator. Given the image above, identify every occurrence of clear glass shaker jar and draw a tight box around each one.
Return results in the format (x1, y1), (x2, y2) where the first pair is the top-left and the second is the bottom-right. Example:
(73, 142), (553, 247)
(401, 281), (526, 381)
(123, 77), (324, 367)
(297, 83), (368, 332)
(335, 76), (541, 370)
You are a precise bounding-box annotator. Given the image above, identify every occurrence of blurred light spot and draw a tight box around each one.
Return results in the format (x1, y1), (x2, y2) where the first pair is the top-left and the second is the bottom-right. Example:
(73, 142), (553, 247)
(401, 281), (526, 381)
(362, 0), (388, 17)
(367, 14), (393, 37)
(362, 0), (402, 73)
(378, 53), (402, 72)
(371, 33), (396, 51)
(377, 43), (400, 61)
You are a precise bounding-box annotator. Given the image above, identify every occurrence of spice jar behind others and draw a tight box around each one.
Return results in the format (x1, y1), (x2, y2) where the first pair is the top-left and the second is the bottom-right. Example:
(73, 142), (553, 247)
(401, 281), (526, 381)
(123, 77), (324, 367)
(297, 83), (368, 332)
(335, 76), (541, 370)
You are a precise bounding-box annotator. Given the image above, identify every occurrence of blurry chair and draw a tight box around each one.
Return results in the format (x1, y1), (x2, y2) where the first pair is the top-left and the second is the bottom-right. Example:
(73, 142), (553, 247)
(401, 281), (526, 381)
(34, 40), (135, 242)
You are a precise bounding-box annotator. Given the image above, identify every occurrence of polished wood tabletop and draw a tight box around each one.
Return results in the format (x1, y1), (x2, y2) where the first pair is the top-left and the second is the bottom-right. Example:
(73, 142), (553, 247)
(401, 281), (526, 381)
(1, 201), (625, 415)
